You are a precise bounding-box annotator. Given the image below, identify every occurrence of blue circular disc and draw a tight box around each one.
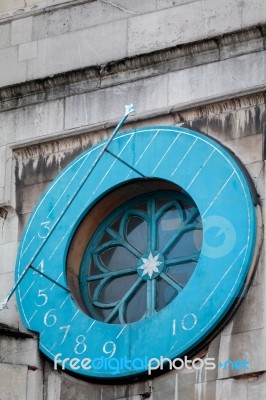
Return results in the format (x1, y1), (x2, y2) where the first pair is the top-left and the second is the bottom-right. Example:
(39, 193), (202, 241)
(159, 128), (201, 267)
(15, 126), (257, 378)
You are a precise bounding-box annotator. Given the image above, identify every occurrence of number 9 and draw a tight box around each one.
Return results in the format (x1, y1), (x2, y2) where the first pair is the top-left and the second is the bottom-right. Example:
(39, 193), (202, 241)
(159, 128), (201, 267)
(103, 341), (116, 358)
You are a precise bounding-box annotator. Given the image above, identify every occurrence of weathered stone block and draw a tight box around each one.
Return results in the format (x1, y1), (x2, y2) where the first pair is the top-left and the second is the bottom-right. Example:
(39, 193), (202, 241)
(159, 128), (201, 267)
(0, 46), (27, 87)
(0, 210), (18, 246)
(70, 1), (122, 32)
(0, 363), (28, 400)
(21, 182), (48, 214)
(32, 13), (48, 41)
(47, 7), (70, 37)
(152, 370), (178, 399)
(27, 19), (127, 80)
(65, 74), (168, 129)
(19, 41), (37, 61)
(128, 2), (203, 56)
(230, 284), (266, 334)
(246, 161), (265, 200)
(0, 270), (14, 298)
(157, 0), (199, 9)
(0, 146), (6, 188)
(0, 337), (41, 368)
(108, 0), (157, 14)
(0, 298), (19, 329)
(60, 372), (101, 400)
(242, 0), (266, 27)
(46, 371), (61, 400)
(0, 0), (24, 13)
(252, 242), (265, 287)
(0, 23), (10, 49)
(218, 328), (266, 378)
(220, 29), (264, 60)
(70, 0), (155, 34)
(0, 241), (18, 274)
(168, 51), (266, 111)
(216, 379), (248, 400)
(11, 17), (32, 46)
(201, 0), (242, 37)
(223, 134), (263, 165)
(26, 369), (44, 400)
(0, 100), (64, 145)
(26, 0), (46, 5)
(248, 372), (266, 400)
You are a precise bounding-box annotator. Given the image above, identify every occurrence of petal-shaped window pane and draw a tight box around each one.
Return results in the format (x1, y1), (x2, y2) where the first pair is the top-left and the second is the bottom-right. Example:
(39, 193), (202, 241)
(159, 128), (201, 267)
(156, 278), (176, 311)
(156, 198), (171, 211)
(158, 208), (182, 250)
(167, 230), (202, 259)
(126, 283), (146, 323)
(100, 246), (138, 270)
(167, 262), (196, 286)
(110, 216), (122, 233)
(133, 202), (147, 213)
(126, 216), (148, 253)
(99, 275), (138, 303)
(80, 190), (202, 324)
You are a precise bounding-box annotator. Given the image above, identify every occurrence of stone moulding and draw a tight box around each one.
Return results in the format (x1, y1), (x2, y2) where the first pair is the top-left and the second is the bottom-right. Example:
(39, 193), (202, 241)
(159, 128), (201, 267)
(0, 25), (265, 113)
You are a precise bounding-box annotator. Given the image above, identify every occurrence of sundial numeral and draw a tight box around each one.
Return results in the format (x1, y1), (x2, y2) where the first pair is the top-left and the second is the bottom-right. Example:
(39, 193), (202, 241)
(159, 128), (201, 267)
(103, 341), (116, 359)
(74, 335), (87, 355)
(59, 325), (70, 344)
(181, 313), (197, 331)
(38, 221), (51, 239)
(44, 309), (57, 327)
(35, 288), (48, 307)
(33, 259), (45, 276)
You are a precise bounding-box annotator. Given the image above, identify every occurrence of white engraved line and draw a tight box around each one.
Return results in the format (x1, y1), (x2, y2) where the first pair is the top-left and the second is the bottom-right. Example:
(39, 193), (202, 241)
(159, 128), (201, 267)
(86, 320), (96, 333)
(126, 129), (160, 178)
(172, 319), (176, 336)
(60, 294), (71, 309)
(47, 152), (91, 217)
(19, 131), (134, 259)
(50, 342), (57, 352)
(116, 325), (127, 339)
(18, 132), (134, 325)
(28, 310), (37, 323)
(50, 272), (63, 291)
(20, 236), (36, 258)
(91, 133), (135, 197)
(152, 133), (181, 174)
(48, 136), (134, 260)
(186, 149), (216, 190)
(70, 310), (79, 322)
(169, 244), (249, 355)
(171, 139), (198, 176)
(201, 171), (235, 218)
(21, 281), (35, 301)
(20, 150), (93, 256)
(48, 219), (76, 260)
(200, 244), (248, 310)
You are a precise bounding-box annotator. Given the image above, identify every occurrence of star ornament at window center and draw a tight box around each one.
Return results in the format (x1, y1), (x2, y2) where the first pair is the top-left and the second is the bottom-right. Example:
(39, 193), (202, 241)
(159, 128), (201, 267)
(138, 252), (162, 279)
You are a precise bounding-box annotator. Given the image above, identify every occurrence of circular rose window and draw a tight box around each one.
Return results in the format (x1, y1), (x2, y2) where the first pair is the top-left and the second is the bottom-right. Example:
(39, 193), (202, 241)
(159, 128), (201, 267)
(79, 189), (202, 324)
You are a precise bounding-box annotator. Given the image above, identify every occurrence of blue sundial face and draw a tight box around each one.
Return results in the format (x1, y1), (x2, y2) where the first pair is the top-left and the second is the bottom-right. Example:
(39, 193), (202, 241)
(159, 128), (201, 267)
(15, 126), (257, 379)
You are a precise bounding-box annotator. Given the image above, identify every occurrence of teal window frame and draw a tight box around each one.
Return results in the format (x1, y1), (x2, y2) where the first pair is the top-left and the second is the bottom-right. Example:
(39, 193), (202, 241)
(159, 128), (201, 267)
(79, 190), (202, 324)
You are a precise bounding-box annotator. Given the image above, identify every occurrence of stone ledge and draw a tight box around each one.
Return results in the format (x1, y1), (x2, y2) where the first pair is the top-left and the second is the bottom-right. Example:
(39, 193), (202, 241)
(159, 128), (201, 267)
(0, 25), (265, 112)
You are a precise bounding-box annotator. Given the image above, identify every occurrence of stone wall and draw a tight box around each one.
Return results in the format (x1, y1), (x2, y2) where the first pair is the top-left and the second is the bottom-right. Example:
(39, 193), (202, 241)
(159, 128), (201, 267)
(0, 1), (265, 399)
(0, 0), (266, 86)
